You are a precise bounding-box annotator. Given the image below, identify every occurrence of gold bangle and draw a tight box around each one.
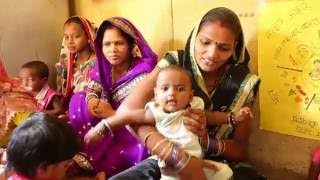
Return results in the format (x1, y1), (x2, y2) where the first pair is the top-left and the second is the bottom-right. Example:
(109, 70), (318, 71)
(163, 143), (174, 162)
(159, 141), (172, 160)
(143, 131), (158, 145)
(151, 138), (167, 155)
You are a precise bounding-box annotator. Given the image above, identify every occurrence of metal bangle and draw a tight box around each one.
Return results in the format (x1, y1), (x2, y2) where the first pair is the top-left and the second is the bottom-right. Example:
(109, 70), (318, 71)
(175, 152), (191, 173)
(166, 144), (180, 167)
(102, 120), (114, 137)
(85, 93), (98, 103)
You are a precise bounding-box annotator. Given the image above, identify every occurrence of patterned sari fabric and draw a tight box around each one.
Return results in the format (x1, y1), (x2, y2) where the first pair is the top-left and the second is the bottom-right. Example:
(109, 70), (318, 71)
(55, 16), (96, 101)
(157, 10), (260, 158)
(69, 17), (157, 177)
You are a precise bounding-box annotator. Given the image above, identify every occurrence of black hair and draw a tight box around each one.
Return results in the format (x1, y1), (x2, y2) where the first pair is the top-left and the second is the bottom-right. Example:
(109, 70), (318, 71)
(158, 65), (193, 87)
(64, 16), (91, 38)
(96, 21), (136, 55)
(199, 7), (242, 41)
(21, 61), (49, 79)
(6, 113), (81, 178)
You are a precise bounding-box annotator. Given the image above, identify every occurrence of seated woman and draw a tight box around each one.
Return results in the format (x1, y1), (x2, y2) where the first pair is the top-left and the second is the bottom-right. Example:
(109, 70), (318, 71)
(68, 17), (157, 177)
(112, 7), (261, 180)
(55, 16), (97, 104)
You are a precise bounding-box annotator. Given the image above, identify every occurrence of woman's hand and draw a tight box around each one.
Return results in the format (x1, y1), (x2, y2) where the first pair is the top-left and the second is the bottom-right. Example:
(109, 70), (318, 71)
(87, 96), (100, 117)
(87, 96), (115, 118)
(183, 108), (207, 137)
(235, 107), (253, 123)
(93, 100), (115, 118)
(84, 121), (105, 145)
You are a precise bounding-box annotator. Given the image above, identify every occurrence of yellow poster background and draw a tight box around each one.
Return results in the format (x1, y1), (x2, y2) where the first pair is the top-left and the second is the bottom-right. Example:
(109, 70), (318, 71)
(259, 0), (320, 140)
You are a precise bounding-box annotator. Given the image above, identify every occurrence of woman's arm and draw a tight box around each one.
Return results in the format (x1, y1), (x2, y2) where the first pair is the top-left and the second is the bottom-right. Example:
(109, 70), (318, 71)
(84, 109), (155, 145)
(206, 105), (253, 162)
(85, 79), (115, 118)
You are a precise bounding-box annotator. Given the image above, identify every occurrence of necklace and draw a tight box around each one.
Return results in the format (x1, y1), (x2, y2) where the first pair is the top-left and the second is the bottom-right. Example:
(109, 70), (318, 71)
(75, 51), (92, 69)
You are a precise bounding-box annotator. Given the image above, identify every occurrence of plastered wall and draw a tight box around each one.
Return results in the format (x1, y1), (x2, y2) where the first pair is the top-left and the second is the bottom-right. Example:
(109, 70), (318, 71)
(0, 0), (68, 85)
(1, 0), (318, 178)
(73, 0), (319, 177)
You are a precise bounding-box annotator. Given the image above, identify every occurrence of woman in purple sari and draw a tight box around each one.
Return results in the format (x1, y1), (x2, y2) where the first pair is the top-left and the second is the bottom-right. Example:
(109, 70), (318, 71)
(68, 17), (157, 177)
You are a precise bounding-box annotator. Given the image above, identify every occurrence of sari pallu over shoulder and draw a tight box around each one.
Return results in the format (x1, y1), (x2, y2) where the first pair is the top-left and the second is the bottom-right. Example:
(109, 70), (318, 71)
(68, 17), (157, 177)
(55, 16), (96, 101)
(157, 10), (260, 140)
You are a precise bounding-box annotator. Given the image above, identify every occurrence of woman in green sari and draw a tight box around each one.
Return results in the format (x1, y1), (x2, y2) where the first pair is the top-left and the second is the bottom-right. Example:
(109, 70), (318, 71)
(112, 7), (261, 180)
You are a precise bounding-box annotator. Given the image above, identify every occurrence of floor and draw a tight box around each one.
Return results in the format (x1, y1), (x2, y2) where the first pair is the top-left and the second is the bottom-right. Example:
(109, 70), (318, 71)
(257, 164), (306, 180)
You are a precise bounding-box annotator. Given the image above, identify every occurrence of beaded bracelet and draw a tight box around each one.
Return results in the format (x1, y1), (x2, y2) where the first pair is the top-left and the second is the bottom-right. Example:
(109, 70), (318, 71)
(228, 111), (236, 127)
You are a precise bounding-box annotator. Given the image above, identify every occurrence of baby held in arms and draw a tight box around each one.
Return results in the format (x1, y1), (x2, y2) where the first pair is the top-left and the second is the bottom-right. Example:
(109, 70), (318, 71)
(85, 65), (252, 180)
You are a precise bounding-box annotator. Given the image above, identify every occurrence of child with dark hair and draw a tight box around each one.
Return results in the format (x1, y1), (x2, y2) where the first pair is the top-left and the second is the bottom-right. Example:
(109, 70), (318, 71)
(5, 112), (81, 179)
(19, 61), (63, 116)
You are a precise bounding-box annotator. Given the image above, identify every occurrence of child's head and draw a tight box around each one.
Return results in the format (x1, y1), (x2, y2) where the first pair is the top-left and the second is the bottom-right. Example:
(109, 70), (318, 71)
(19, 61), (49, 94)
(64, 16), (93, 54)
(6, 113), (81, 179)
(154, 65), (193, 112)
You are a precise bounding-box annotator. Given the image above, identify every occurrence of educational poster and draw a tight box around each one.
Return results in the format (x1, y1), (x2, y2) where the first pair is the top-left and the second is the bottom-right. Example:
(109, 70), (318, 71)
(258, 0), (320, 140)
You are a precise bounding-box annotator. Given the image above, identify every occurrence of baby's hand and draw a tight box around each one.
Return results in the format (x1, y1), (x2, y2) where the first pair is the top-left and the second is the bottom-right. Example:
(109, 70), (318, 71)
(234, 107), (253, 123)
(84, 122), (105, 146)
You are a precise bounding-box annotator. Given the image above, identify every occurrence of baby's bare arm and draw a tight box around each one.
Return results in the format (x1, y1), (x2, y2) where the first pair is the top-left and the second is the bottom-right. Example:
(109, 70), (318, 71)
(106, 109), (155, 130)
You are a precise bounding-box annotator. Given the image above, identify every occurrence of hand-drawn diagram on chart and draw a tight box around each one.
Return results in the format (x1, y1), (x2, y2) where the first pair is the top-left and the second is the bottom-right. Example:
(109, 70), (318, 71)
(258, 0), (320, 140)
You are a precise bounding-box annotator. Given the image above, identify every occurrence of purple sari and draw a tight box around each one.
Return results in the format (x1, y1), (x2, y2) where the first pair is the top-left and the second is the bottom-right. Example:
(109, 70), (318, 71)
(68, 17), (157, 177)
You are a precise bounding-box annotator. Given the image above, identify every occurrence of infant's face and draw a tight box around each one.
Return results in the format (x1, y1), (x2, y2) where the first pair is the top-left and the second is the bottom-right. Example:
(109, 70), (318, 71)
(154, 69), (193, 112)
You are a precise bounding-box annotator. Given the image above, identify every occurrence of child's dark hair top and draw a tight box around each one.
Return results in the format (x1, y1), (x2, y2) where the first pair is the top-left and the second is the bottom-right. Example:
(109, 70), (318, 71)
(6, 112), (81, 178)
(21, 61), (49, 79)
(158, 65), (193, 85)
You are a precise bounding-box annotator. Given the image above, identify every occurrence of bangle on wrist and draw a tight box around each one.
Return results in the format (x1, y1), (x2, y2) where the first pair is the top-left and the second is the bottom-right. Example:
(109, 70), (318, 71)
(102, 119), (114, 137)
(175, 152), (191, 173)
(166, 144), (180, 167)
(86, 93), (98, 103)
(165, 145), (191, 173)
(97, 120), (114, 137)
(208, 137), (225, 156)
(96, 121), (108, 137)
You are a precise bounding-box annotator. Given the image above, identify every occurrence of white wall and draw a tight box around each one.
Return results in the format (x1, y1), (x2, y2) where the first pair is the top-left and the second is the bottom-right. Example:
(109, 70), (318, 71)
(0, 0), (69, 85)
